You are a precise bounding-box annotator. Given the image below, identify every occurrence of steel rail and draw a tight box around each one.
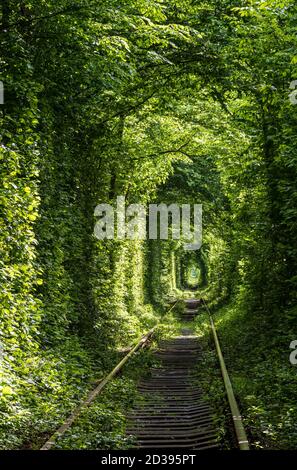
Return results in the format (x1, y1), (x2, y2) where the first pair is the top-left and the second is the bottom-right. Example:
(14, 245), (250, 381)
(40, 299), (180, 450)
(202, 298), (249, 450)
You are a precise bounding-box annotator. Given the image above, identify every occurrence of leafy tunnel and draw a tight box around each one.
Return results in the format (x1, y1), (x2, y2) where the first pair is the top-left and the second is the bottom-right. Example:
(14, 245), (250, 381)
(1, 0), (297, 451)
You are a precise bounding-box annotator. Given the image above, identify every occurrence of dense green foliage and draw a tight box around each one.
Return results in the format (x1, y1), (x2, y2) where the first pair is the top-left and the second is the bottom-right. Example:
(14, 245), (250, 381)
(1, 0), (297, 450)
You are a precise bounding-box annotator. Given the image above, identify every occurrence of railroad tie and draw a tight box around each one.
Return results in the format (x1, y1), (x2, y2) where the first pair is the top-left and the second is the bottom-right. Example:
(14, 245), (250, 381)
(181, 299), (201, 321)
(127, 332), (219, 449)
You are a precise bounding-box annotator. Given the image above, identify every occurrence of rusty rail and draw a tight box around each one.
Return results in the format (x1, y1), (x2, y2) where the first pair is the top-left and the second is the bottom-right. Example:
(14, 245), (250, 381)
(202, 298), (249, 450)
(40, 300), (180, 450)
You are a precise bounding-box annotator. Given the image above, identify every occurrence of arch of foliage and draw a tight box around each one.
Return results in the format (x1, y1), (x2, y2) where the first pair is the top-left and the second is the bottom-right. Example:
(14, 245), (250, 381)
(1, 0), (297, 449)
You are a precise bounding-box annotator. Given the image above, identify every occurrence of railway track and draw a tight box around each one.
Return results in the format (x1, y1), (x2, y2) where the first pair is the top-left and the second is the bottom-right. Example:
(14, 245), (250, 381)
(40, 298), (249, 451)
(126, 300), (219, 449)
(181, 299), (202, 321)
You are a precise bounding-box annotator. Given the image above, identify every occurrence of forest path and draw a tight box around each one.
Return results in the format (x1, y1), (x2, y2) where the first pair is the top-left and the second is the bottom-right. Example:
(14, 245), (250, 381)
(126, 301), (219, 449)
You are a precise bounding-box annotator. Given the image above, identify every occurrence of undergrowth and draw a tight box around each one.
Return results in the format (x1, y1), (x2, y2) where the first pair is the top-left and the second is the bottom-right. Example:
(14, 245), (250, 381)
(195, 299), (297, 450)
(53, 348), (158, 450)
